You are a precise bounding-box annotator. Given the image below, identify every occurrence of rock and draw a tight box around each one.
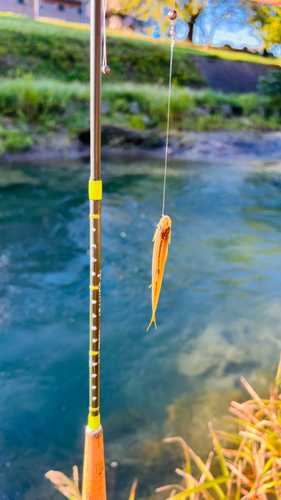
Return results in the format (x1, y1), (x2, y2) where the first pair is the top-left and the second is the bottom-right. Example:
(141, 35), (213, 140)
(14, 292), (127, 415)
(101, 102), (110, 115)
(177, 316), (280, 394)
(211, 104), (232, 116)
(79, 125), (163, 149)
(194, 106), (209, 116)
(100, 124), (163, 149)
(128, 102), (140, 114)
(240, 117), (253, 126)
(220, 104), (232, 117)
(114, 112), (123, 121)
(3, 118), (14, 130)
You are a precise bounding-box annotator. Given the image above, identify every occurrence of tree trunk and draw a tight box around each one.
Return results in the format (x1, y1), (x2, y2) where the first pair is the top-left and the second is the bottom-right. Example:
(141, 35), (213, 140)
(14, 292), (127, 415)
(187, 12), (201, 43)
(187, 21), (195, 42)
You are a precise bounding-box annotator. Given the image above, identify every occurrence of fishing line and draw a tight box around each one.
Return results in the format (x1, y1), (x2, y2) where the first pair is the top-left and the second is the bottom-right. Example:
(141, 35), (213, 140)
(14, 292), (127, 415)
(148, 7), (177, 330)
(102, 0), (110, 74)
(162, 7), (177, 217)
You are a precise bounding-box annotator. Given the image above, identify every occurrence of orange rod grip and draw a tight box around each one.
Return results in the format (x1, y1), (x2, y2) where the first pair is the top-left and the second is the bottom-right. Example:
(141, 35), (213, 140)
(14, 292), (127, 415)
(82, 426), (107, 500)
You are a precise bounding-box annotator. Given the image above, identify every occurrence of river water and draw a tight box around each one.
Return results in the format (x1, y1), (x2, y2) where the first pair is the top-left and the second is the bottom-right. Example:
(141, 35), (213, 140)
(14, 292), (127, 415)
(1, 156), (281, 500)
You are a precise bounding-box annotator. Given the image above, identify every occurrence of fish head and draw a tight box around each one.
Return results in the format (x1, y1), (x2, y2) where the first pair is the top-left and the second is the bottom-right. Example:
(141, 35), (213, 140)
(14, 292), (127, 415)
(159, 215), (172, 232)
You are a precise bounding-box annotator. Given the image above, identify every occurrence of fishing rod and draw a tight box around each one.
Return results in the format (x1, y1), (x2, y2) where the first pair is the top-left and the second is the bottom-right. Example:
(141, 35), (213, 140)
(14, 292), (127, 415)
(82, 0), (107, 498)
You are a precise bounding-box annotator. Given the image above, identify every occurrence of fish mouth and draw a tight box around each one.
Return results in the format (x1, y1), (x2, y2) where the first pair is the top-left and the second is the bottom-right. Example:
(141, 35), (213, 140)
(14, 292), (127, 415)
(160, 215), (172, 230)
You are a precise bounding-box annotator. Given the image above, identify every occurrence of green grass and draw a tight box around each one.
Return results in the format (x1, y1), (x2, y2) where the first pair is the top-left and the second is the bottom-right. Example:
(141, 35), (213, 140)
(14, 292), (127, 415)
(0, 79), (280, 154)
(0, 14), (90, 39)
(101, 83), (277, 131)
(0, 78), (272, 124)
(0, 15), (204, 85)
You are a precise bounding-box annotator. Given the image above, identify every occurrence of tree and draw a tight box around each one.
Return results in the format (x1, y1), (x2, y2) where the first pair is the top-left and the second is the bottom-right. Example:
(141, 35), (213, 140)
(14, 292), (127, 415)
(194, 0), (253, 47)
(178, 0), (208, 43)
(250, 3), (281, 49)
(111, 0), (255, 47)
(109, 0), (209, 43)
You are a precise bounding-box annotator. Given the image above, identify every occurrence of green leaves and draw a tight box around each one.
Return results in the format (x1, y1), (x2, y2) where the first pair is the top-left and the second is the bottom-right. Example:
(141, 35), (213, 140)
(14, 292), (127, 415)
(258, 70), (281, 105)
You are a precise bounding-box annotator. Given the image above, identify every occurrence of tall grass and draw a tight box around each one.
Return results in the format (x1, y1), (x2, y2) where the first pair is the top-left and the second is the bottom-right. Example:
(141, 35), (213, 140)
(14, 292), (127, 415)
(0, 80), (279, 154)
(0, 79), (276, 133)
(45, 467), (138, 500)
(156, 355), (281, 500)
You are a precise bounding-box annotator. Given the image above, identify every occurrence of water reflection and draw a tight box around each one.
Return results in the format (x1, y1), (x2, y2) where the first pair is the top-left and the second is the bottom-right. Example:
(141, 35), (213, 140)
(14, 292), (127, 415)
(1, 157), (281, 500)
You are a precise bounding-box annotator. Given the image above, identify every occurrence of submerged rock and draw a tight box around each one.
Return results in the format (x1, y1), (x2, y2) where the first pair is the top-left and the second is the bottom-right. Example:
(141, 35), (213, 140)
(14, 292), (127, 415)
(178, 318), (280, 389)
(0, 169), (39, 188)
(165, 388), (242, 459)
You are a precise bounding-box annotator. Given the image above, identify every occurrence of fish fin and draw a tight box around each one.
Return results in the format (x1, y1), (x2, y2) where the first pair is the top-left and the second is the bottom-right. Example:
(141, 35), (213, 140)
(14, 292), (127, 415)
(149, 270), (159, 288)
(147, 314), (157, 331)
(152, 225), (159, 242)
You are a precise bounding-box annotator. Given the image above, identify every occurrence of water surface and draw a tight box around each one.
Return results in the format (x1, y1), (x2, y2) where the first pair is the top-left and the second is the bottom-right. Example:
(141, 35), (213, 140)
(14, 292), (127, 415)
(1, 157), (281, 500)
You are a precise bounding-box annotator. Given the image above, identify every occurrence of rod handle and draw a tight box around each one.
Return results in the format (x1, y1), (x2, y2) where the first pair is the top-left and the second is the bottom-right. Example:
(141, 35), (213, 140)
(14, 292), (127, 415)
(82, 425), (107, 500)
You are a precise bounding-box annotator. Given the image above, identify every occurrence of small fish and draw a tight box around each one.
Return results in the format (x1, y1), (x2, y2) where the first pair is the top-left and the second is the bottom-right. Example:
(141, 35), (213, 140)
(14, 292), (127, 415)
(147, 215), (172, 331)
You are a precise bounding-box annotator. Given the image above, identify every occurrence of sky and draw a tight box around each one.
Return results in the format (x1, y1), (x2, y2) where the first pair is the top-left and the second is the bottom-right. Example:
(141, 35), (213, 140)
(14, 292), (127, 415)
(194, 22), (261, 49)
(171, 19), (261, 48)
(152, 1), (265, 51)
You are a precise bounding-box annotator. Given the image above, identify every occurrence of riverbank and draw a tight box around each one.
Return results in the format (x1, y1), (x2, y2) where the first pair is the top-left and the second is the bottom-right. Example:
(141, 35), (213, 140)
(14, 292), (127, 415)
(3, 127), (281, 166)
(0, 79), (281, 159)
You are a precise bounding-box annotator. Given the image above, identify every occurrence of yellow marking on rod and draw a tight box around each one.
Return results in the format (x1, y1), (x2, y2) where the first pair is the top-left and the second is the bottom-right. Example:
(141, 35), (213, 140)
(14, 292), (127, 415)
(90, 407), (99, 412)
(89, 180), (102, 201)
(90, 351), (99, 355)
(88, 413), (101, 431)
(89, 214), (100, 218)
(89, 286), (99, 290)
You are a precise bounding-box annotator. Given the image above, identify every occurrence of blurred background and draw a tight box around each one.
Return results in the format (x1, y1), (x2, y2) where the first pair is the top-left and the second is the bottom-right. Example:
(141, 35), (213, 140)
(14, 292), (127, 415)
(2, 2), (281, 500)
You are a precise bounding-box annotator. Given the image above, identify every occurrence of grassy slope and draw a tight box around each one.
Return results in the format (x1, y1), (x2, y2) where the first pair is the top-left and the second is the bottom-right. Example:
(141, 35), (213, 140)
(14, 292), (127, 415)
(0, 15), (204, 86)
(1, 14), (280, 66)
(0, 14), (279, 87)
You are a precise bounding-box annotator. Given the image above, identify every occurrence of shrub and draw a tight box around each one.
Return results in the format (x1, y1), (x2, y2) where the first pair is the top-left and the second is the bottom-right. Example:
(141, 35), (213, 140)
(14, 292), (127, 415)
(258, 70), (281, 105)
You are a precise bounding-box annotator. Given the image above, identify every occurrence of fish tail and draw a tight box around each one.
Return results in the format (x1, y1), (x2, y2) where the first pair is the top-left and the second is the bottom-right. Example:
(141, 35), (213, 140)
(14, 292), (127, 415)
(147, 314), (157, 331)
